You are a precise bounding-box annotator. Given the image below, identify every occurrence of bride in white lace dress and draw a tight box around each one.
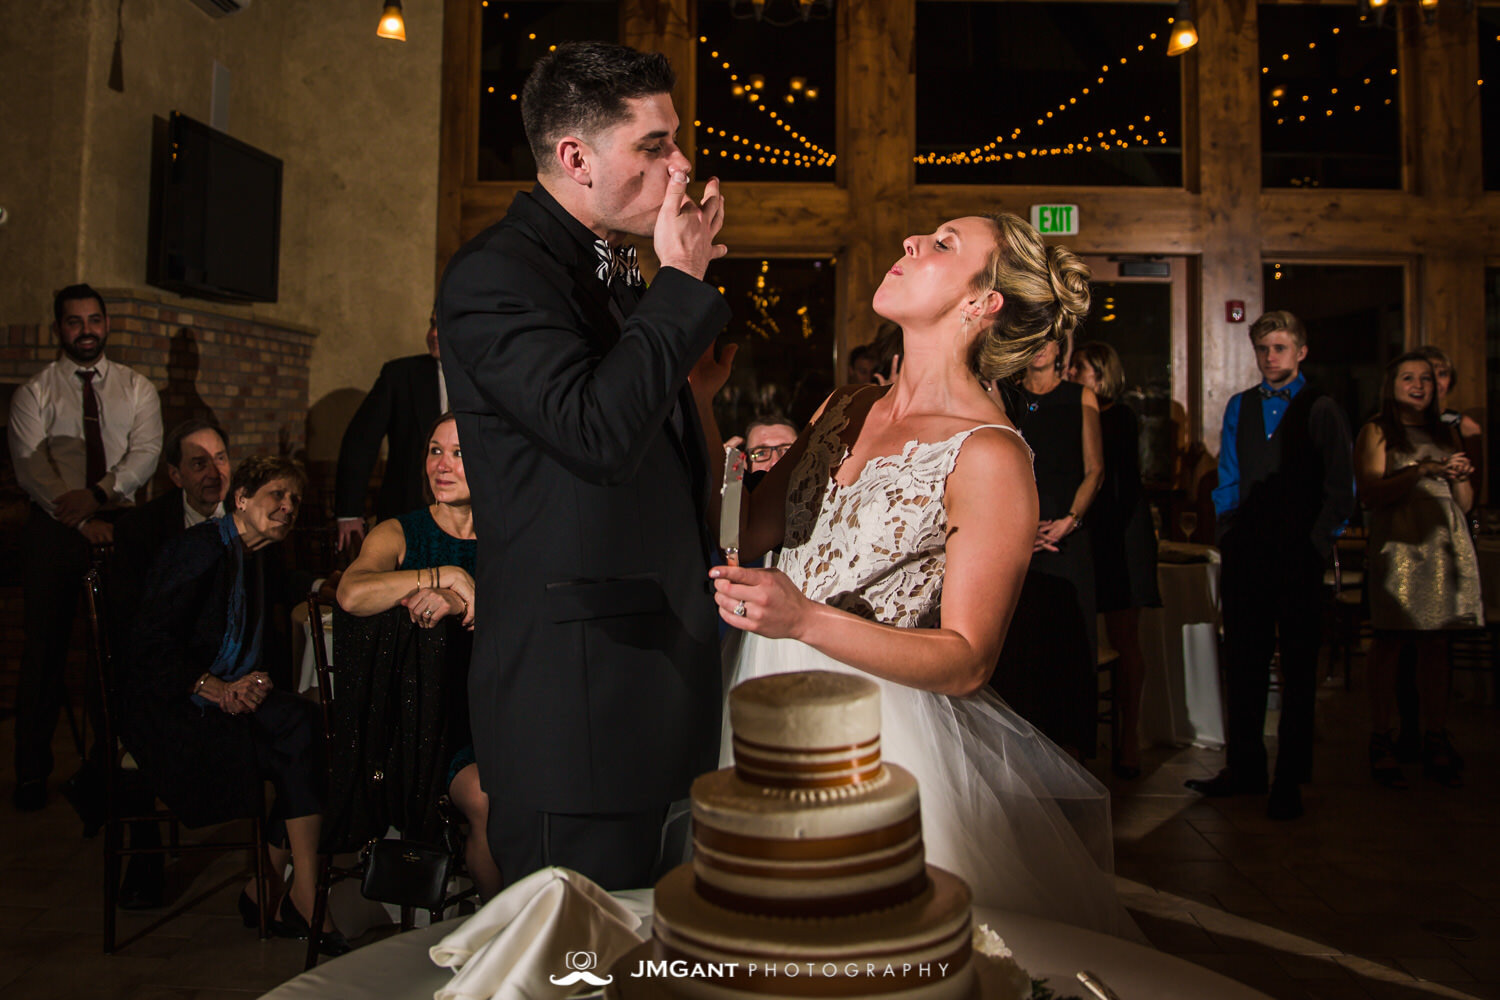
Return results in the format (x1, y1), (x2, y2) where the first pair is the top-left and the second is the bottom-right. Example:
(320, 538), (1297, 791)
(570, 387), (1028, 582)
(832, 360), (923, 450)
(711, 213), (1134, 938)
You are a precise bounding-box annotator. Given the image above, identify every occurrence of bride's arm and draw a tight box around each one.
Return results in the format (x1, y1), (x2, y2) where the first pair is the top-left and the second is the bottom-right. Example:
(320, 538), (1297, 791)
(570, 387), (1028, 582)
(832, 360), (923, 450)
(712, 427), (1037, 697)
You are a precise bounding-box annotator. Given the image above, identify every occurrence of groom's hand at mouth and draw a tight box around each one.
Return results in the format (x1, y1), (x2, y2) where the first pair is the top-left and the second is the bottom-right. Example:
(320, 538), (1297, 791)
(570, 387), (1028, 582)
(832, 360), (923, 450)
(654, 172), (727, 280)
(709, 564), (812, 640)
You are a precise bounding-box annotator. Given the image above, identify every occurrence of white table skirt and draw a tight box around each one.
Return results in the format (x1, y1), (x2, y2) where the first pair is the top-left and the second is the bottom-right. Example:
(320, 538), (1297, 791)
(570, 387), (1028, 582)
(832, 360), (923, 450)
(259, 898), (1270, 1000)
(1139, 544), (1225, 749)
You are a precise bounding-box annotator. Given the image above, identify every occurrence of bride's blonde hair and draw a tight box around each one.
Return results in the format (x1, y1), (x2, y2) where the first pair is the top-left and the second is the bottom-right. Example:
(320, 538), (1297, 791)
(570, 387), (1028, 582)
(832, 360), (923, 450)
(967, 213), (1091, 381)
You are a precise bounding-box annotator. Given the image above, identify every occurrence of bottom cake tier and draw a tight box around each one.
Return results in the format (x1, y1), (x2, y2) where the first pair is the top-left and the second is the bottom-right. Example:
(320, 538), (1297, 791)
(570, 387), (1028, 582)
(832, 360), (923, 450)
(606, 865), (976, 1000)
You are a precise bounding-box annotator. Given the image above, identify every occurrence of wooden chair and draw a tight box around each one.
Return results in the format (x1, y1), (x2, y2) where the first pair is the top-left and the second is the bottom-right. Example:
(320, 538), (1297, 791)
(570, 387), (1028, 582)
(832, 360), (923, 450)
(1325, 538), (1369, 690)
(302, 596), (477, 969)
(82, 568), (270, 953)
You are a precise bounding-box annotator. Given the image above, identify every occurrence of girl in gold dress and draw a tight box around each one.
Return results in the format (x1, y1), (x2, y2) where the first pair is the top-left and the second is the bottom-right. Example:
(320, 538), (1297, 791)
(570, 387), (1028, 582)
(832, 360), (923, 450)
(1354, 352), (1482, 789)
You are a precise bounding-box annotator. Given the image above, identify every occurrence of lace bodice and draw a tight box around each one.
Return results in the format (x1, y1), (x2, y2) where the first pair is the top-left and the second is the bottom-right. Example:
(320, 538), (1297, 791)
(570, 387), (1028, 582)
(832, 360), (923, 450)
(779, 391), (1015, 628)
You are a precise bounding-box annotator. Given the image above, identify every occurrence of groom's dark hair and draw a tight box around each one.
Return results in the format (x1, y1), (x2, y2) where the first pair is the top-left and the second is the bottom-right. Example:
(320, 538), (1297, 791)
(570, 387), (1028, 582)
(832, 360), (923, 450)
(522, 42), (676, 175)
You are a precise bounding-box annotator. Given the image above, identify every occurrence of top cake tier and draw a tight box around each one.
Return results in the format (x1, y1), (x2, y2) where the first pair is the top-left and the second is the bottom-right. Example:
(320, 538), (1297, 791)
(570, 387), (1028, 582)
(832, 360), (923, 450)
(730, 672), (883, 791)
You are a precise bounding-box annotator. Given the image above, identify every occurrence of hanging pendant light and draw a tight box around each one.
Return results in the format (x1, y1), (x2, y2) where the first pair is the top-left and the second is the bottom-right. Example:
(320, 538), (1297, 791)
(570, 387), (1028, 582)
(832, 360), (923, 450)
(1166, 0), (1198, 57)
(377, 1), (406, 41)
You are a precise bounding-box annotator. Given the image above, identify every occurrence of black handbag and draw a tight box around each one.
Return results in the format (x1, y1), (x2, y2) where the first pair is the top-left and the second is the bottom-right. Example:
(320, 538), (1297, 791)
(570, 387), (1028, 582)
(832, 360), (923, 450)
(360, 838), (451, 911)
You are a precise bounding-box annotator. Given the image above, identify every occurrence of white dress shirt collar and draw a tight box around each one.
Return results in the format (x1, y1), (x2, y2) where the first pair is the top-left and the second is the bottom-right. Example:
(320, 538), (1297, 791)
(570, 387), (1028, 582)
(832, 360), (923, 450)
(183, 495), (225, 529)
(59, 353), (114, 383)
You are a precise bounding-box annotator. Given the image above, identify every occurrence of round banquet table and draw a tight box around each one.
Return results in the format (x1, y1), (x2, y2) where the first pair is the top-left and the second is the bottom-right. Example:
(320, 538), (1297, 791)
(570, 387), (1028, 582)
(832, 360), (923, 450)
(258, 899), (1271, 1000)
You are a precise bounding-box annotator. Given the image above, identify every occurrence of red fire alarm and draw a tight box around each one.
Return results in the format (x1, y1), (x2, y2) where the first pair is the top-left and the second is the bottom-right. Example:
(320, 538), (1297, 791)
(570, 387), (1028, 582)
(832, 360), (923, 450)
(1226, 300), (1246, 323)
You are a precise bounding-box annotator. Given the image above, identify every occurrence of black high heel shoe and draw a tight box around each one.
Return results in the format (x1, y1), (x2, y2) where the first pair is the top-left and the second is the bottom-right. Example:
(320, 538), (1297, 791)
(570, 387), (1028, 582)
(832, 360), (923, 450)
(237, 889), (261, 928)
(277, 898), (353, 957)
(1369, 731), (1408, 789)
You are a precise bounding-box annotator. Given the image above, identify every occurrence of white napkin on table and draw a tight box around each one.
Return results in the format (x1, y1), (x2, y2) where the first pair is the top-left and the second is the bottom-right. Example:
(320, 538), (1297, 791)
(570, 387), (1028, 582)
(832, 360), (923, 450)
(431, 867), (645, 1000)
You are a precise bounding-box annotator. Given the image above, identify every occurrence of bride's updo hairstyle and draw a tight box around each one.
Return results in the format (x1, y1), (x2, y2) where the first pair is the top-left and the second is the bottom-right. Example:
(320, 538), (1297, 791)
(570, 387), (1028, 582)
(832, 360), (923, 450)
(967, 213), (1092, 381)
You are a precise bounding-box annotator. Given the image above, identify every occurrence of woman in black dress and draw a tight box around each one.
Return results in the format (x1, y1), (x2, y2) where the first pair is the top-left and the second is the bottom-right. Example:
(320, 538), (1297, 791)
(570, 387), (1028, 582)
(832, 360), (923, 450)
(333, 414), (501, 899)
(991, 337), (1104, 756)
(1070, 342), (1161, 778)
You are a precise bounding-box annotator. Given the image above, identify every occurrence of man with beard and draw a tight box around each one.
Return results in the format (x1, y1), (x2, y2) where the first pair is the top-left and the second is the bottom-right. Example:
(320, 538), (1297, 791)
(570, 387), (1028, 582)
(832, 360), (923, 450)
(6, 284), (162, 811)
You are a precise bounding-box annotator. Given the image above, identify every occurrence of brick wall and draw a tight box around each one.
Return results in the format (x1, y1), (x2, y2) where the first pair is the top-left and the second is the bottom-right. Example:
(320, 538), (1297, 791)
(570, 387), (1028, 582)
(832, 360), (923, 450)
(0, 289), (317, 712)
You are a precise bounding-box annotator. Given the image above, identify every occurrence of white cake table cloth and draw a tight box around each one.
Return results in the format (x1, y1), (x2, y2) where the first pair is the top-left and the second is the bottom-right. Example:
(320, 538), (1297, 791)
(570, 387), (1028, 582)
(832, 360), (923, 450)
(259, 897), (1270, 1000)
(1139, 542), (1225, 749)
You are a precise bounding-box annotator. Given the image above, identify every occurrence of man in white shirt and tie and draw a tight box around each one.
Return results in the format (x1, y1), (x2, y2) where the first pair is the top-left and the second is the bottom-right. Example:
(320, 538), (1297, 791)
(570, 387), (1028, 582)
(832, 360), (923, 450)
(6, 284), (163, 811)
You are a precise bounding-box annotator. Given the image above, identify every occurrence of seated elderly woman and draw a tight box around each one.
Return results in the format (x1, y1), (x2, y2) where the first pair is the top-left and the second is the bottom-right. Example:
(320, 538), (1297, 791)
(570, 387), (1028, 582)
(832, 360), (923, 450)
(333, 413), (500, 899)
(122, 455), (349, 955)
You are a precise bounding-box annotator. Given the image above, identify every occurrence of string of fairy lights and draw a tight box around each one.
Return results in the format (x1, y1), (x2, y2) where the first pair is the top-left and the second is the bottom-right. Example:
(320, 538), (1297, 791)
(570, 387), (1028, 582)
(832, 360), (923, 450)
(1260, 21), (1401, 127)
(696, 34), (835, 168)
(477, 6), (1481, 169)
(918, 21), (1174, 165)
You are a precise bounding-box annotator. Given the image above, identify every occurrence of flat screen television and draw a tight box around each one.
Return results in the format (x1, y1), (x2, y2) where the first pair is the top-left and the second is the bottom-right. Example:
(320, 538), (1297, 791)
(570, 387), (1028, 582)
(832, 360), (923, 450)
(147, 112), (282, 303)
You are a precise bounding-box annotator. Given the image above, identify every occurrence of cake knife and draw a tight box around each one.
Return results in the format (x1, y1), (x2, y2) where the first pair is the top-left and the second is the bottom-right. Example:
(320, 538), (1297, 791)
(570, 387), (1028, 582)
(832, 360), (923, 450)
(720, 446), (746, 567)
(1077, 970), (1123, 1000)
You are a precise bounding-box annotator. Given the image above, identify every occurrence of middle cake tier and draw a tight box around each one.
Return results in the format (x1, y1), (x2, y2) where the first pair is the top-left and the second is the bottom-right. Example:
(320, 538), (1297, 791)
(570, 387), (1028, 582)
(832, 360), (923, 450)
(690, 763), (926, 917)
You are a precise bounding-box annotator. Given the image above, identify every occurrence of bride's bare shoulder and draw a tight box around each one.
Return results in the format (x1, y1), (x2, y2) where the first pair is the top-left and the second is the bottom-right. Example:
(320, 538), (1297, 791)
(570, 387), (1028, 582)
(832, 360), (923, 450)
(949, 424), (1035, 491)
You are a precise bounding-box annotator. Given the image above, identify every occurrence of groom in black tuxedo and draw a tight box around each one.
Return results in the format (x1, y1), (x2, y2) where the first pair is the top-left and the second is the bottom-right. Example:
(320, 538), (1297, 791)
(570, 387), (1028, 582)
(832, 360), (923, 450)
(438, 42), (730, 890)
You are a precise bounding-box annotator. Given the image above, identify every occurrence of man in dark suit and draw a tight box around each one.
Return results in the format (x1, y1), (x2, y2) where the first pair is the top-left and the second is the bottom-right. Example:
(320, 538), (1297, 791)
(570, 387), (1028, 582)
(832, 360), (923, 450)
(95, 419), (230, 907)
(114, 420), (232, 613)
(334, 310), (444, 552)
(1188, 310), (1354, 821)
(438, 41), (729, 890)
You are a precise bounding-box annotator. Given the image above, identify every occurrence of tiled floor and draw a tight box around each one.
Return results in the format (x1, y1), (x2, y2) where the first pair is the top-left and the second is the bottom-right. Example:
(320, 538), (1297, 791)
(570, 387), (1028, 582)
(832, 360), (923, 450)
(1, 661), (1496, 1000)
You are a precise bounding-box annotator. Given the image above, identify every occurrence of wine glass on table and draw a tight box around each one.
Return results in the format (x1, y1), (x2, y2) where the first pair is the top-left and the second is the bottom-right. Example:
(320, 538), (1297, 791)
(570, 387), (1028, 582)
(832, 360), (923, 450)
(1178, 510), (1199, 543)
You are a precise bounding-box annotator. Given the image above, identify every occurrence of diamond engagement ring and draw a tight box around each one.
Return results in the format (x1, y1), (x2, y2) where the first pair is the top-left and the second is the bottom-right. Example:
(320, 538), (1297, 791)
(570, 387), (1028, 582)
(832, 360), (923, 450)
(733, 601), (747, 617)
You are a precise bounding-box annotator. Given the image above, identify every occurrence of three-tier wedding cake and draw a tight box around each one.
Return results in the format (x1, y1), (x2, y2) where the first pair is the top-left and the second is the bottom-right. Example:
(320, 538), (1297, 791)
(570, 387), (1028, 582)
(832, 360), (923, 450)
(607, 671), (1000, 1000)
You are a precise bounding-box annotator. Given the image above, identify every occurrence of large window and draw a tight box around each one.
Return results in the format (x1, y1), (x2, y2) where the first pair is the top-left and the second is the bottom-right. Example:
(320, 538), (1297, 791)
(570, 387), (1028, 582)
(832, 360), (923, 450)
(477, 1), (621, 181)
(710, 257), (838, 434)
(1259, 4), (1402, 189)
(694, 1), (836, 182)
(915, 2), (1183, 187)
(1262, 262), (1405, 429)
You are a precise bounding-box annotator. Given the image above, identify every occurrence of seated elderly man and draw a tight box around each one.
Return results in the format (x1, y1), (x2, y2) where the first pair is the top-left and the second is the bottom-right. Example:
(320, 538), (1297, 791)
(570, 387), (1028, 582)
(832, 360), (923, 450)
(85, 420), (232, 908)
(120, 455), (349, 955)
(114, 419), (232, 615)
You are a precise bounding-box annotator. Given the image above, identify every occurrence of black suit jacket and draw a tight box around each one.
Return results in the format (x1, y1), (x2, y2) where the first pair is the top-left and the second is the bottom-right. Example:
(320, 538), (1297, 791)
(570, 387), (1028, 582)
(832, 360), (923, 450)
(438, 185), (730, 814)
(119, 522), (305, 827)
(110, 490), (192, 653)
(335, 354), (443, 521)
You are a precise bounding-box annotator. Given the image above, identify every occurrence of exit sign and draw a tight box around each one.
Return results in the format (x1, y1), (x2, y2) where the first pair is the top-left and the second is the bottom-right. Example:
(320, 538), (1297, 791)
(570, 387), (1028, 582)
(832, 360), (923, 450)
(1030, 204), (1079, 237)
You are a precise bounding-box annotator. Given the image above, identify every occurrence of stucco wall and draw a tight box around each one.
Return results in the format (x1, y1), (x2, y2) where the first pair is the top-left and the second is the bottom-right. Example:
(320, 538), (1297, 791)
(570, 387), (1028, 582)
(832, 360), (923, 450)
(0, 1), (93, 325)
(0, 0), (442, 460)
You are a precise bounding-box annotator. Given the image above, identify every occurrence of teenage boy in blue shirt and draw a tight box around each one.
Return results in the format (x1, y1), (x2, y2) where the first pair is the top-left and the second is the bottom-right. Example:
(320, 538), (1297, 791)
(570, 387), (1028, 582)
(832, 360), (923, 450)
(1186, 310), (1354, 820)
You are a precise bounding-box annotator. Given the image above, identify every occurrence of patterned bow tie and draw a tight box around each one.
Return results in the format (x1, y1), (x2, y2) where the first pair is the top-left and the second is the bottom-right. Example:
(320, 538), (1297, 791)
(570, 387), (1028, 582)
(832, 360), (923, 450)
(1259, 386), (1292, 401)
(593, 239), (644, 289)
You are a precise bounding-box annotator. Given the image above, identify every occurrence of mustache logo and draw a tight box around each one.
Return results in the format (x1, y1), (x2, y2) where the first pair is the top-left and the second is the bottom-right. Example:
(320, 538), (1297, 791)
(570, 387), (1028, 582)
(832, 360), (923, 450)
(552, 951), (612, 985)
(548, 971), (614, 986)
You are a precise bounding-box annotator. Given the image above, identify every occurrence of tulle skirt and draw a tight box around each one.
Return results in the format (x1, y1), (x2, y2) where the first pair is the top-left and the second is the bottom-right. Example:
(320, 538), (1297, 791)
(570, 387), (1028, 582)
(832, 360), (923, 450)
(722, 630), (1137, 940)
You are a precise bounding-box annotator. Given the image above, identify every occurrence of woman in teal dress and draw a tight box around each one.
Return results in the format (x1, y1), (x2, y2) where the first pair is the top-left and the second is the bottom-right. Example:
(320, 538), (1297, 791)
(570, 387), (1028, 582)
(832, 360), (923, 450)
(333, 413), (501, 898)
